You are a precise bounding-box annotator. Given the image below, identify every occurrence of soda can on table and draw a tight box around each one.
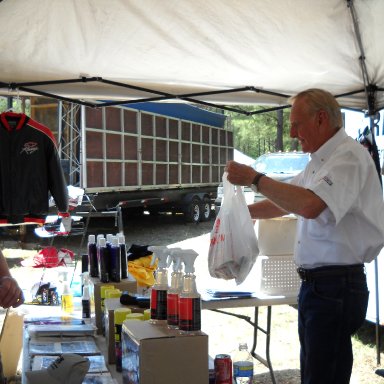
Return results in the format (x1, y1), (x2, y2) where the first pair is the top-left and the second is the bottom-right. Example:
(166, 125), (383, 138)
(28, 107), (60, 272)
(214, 354), (233, 384)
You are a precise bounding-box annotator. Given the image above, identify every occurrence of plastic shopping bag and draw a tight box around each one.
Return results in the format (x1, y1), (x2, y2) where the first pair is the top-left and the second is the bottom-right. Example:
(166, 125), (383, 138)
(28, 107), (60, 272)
(208, 172), (259, 284)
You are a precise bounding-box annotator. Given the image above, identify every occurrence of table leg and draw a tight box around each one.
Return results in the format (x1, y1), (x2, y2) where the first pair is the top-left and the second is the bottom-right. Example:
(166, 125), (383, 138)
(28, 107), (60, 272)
(209, 306), (277, 384)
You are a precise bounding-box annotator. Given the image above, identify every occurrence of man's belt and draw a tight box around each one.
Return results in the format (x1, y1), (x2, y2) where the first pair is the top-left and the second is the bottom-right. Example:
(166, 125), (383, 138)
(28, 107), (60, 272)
(297, 264), (365, 282)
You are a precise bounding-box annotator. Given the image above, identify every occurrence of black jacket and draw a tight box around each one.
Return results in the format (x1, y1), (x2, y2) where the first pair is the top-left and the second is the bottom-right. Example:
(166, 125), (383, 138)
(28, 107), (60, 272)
(0, 112), (68, 225)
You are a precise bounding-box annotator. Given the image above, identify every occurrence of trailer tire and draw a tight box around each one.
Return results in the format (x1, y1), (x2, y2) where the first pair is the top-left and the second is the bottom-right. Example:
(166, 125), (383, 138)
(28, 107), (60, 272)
(184, 198), (201, 223)
(200, 197), (212, 222)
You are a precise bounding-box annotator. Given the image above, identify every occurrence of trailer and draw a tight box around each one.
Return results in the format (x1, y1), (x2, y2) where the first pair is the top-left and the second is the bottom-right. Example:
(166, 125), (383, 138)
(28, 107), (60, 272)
(42, 100), (233, 223)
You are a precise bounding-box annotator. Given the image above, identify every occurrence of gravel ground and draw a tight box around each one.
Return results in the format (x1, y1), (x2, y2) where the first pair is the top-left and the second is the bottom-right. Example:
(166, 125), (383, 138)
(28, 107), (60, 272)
(1, 212), (384, 383)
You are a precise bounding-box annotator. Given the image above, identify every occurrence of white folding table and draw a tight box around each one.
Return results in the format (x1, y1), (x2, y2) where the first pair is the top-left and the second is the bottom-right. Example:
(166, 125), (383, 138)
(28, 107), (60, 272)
(202, 292), (298, 384)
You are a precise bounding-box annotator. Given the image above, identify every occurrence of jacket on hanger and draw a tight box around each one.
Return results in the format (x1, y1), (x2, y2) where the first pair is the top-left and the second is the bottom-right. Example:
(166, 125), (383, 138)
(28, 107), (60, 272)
(0, 111), (68, 225)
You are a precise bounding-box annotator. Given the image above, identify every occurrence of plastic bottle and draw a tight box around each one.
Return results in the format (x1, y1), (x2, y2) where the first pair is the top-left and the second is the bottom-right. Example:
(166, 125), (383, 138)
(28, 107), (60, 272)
(118, 234), (128, 279)
(114, 308), (132, 372)
(178, 249), (201, 333)
(109, 236), (121, 282)
(232, 343), (254, 384)
(88, 234), (99, 277)
(82, 272), (91, 320)
(98, 237), (110, 283)
(61, 271), (74, 314)
(148, 246), (169, 324)
(167, 248), (184, 329)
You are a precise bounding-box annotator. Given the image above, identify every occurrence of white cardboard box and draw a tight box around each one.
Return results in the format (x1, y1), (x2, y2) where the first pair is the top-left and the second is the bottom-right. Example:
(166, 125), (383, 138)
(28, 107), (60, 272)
(122, 320), (208, 384)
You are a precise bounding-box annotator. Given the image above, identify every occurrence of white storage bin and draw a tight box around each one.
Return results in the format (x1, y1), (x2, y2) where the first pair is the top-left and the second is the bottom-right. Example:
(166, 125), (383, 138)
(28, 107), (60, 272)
(255, 255), (301, 295)
(256, 216), (297, 256)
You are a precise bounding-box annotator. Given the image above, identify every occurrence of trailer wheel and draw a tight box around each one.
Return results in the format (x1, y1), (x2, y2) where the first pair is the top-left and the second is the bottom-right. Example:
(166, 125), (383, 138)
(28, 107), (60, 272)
(184, 198), (201, 223)
(200, 197), (212, 222)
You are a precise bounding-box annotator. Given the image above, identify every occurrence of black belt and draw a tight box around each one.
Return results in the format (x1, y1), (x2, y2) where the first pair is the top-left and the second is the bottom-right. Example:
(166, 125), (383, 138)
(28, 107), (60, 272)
(297, 264), (364, 282)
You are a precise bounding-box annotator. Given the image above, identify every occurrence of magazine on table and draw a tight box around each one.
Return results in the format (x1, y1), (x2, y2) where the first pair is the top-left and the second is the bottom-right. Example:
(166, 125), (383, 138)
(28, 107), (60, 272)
(31, 354), (108, 373)
(29, 336), (100, 356)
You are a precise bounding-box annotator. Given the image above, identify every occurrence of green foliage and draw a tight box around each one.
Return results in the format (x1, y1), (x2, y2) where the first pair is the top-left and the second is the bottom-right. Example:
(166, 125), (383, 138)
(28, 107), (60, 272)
(225, 105), (297, 158)
(0, 96), (30, 114)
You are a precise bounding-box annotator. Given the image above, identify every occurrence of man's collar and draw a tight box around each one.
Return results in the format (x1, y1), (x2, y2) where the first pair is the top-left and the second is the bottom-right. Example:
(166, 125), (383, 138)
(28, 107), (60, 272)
(311, 128), (347, 162)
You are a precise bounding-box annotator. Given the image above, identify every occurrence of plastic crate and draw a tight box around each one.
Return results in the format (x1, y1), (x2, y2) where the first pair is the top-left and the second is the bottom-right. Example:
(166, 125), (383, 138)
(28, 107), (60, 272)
(256, 255), (301, 295)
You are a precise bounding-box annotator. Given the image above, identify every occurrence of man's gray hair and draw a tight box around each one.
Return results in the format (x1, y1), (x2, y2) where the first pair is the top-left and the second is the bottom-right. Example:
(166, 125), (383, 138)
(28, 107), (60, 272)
(289, 88), (343, 130)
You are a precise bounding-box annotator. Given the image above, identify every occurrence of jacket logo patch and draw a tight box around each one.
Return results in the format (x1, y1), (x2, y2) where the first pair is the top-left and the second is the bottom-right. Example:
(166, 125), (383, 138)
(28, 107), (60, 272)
(21, 142), (38, 155)
(322, 175), (333, 186)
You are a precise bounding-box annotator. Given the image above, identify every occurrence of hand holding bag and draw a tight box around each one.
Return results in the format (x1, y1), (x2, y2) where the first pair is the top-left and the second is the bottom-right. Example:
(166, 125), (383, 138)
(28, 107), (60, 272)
(208, 172), (259, 284)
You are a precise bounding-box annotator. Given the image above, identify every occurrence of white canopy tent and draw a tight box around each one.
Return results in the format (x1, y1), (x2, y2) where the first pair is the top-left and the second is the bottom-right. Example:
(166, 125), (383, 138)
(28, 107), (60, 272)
(0, 0), (384, 115)
(0, 0), (383, 365)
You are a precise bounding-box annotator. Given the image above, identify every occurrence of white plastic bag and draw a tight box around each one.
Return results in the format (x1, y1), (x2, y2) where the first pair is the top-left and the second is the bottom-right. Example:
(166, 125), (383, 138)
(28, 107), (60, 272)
(208, 172), (259, 284)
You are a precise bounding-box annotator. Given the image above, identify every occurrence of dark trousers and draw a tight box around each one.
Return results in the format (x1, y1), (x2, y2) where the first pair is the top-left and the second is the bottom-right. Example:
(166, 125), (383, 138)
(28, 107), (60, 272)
(298, 266), (369, 384)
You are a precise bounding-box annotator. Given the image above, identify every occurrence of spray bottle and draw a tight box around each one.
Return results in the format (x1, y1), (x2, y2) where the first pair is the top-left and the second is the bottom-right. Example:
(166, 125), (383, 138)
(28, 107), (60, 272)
(167, 248), (184, 329)
(148, 246), (169, 324)
(179, 249), (201, 333)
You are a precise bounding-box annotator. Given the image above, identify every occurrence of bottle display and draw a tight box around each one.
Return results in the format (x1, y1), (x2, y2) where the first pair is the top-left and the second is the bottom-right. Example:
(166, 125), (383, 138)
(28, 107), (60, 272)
(148, 246), (169, 324)
(233, 343), (254, 384)
(178, 249), (201, 333)
(166, 248), (183, 328)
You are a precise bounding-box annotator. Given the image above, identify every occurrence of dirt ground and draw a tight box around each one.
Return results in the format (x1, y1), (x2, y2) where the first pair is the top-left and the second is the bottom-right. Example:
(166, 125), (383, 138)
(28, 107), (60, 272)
(1, 212), (384, 383)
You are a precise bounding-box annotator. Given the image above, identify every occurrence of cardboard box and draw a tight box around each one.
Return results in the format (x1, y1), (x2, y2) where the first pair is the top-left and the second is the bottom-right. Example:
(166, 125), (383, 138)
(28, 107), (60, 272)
(90, 277), (137, 334)
(256, 216), (297, 256)
(122, 321), (208, 384)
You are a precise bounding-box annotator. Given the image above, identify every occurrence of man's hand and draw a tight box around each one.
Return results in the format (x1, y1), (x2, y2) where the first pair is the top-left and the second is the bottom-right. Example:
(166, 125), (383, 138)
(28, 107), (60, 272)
(226, 160), (257, 186)
(0, 276), (24, 308)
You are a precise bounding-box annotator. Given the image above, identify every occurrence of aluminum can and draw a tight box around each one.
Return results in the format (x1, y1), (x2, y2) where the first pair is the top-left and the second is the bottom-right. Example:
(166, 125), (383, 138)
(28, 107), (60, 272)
(214, 354), (233, 384)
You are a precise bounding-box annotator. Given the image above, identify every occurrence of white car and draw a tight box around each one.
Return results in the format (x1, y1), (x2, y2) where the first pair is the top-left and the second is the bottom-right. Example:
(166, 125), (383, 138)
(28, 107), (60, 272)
(214, 151), (310, 215)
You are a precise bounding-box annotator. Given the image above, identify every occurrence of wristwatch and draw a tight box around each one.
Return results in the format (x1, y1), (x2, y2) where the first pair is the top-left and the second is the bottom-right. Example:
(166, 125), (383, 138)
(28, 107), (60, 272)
(250, 172), (265, 193)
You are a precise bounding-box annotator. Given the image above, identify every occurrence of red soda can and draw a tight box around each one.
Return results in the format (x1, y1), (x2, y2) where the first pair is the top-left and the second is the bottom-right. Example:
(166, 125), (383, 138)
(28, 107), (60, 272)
(214, 354), (233, 384)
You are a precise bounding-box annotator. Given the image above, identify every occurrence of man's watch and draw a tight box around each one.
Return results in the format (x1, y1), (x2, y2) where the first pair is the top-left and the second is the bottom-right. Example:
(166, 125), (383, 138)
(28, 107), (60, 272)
(250, 172), (266, 193)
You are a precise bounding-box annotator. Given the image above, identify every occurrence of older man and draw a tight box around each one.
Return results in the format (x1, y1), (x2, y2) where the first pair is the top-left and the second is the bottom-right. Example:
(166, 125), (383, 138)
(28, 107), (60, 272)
(226, 88), (384, 384)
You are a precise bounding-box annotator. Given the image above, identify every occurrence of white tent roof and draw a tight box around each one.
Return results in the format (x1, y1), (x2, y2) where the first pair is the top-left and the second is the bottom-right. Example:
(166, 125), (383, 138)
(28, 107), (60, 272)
(1, 0), (384, 113)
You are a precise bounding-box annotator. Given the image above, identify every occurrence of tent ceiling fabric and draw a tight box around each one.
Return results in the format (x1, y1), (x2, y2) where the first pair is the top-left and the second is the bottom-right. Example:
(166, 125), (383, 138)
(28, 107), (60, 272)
(1, 0), (384, 112)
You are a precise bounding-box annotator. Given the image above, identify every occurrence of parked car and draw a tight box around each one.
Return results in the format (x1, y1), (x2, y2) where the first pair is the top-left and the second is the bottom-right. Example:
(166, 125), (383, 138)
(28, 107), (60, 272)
(214, 151), (310, 215)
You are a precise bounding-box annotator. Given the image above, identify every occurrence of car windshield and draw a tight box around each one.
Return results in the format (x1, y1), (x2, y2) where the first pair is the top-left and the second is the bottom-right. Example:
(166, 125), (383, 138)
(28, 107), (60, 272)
(253, 154), (309, 174)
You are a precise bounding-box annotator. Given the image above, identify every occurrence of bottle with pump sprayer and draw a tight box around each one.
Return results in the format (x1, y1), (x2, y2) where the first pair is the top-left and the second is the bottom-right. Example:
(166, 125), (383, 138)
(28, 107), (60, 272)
(167, 248), (184, 329)
(148, 246), (169, 324)
(179, 249), (201, 334)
